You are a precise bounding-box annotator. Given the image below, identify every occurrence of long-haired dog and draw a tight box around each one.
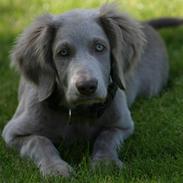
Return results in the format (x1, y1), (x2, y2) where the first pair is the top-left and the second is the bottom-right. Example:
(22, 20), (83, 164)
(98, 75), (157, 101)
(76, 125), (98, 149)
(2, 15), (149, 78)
(2, 4), (183, 176)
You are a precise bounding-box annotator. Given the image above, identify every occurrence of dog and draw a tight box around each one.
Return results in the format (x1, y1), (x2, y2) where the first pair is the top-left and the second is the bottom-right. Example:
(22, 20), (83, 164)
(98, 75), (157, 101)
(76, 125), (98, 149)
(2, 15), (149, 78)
(2, 4), (183, 177)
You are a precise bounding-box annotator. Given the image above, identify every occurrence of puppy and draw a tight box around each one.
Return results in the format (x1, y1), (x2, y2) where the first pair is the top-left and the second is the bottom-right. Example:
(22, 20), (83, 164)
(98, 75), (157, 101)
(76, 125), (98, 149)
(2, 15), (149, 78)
(3, 4), (179, 176)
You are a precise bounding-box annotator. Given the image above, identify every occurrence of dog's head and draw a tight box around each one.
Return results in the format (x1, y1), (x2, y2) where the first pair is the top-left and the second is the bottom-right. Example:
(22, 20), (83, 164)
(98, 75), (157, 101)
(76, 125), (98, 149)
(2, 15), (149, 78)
(11, 4), (145, 107)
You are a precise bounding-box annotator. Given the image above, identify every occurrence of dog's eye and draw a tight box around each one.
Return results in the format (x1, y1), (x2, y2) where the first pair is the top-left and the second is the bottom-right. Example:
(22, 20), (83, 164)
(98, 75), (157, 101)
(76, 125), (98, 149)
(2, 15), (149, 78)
(57, 48), (70, 57)
(95, 43), (105, 52)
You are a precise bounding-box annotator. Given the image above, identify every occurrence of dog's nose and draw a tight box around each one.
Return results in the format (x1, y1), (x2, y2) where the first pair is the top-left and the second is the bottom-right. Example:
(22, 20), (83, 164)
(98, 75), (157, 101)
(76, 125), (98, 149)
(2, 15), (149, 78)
(76, 78), (98, 95)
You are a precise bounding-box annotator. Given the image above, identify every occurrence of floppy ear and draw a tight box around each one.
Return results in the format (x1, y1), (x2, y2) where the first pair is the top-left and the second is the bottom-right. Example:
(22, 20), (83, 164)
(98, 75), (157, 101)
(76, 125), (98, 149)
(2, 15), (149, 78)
(11, 14), (56, 101)
(99, 4), (146, 90)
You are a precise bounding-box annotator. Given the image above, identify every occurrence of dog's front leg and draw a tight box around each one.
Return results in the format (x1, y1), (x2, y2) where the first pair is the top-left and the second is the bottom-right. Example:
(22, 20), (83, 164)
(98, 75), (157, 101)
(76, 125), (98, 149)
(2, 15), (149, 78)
(19, 135), (73, 176)
(91, 90), (134, 169)
(2, 117), (72, 177)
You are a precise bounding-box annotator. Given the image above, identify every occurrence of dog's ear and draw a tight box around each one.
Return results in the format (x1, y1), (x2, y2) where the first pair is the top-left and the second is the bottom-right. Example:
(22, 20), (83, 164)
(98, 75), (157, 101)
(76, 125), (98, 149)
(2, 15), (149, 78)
(11, 14), (56, 101)
(99, 4), (146, 89)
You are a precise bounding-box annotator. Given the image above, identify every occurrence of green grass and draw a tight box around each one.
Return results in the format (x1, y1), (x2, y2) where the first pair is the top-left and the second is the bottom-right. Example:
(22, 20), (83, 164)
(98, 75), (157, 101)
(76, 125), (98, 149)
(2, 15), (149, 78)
(0, 0), (183, 182)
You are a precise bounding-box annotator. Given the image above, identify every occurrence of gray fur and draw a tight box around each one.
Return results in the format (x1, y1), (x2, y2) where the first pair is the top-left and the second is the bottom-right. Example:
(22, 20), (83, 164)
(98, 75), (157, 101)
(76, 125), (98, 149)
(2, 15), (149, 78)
(2, 4), (169, 176)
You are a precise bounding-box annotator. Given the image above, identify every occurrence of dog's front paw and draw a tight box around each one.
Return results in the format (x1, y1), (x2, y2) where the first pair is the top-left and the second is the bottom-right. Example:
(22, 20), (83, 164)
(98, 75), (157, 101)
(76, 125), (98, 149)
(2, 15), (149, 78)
(91, 155), (123, 170)
(40, 160), (73, 177)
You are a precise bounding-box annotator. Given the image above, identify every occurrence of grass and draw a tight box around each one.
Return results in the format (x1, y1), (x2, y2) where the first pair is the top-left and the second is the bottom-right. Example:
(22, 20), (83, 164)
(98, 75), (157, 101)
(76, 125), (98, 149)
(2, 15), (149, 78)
(0, 0), (183, 182)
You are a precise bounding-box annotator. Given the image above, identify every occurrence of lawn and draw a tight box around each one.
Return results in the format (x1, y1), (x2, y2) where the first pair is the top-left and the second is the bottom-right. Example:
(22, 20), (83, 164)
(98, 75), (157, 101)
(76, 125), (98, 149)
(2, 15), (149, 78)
(0, 0), (183, 182)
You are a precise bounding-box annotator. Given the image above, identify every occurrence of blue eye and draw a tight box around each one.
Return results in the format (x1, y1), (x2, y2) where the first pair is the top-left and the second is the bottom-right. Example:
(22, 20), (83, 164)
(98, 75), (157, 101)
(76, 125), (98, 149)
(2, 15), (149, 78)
(95, 43), (105, 52)
(58, 48), (70, 57)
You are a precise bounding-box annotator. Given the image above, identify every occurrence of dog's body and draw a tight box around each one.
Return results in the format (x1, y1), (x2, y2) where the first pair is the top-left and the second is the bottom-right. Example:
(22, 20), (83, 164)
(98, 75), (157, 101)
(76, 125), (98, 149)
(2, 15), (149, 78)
(2, 5), (172, 176)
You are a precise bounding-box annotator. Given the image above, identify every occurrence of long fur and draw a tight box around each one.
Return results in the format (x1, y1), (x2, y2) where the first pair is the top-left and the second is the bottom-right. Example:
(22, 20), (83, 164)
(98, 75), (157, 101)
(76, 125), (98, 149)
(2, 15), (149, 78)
(2, 4), (170, 177)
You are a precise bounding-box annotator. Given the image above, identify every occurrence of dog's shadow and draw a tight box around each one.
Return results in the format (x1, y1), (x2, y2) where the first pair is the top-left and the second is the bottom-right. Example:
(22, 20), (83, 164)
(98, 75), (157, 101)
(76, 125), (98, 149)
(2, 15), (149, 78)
(57, 140), (92, 165)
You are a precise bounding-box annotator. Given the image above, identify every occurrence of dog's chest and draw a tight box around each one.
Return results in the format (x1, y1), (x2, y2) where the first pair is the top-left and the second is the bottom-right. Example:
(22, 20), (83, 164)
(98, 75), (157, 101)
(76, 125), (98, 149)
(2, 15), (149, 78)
(40, 110), (102, 144)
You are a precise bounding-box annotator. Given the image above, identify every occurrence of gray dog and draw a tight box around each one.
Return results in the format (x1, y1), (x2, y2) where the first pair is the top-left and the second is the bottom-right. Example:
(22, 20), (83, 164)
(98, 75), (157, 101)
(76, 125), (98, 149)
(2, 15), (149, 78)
(2, 4), (182, 176)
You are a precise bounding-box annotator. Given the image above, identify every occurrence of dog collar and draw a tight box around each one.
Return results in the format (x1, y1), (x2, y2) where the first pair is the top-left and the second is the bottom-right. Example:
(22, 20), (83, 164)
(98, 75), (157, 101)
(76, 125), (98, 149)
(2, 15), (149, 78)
(68, 82), (117, 120)
(47, 82), (117, 121)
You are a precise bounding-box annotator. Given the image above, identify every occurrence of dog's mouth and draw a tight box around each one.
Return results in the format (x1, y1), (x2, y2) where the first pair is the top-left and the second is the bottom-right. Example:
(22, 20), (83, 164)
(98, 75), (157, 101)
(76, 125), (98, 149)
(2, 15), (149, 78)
(64, 96), (108, 120)
(68, 96), (106, 108)
(61, 81), (117, 119)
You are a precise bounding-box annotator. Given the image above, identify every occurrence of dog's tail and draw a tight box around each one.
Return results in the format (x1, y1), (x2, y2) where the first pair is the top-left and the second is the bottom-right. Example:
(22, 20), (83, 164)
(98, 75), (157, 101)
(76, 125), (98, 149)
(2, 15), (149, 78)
(145, 17), (183, 29)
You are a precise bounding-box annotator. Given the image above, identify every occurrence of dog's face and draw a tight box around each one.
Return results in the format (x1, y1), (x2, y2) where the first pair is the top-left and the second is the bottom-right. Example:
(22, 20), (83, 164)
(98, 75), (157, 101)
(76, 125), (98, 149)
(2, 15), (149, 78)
(11, 4), (145, 107)
(52, 11), (111, 106)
